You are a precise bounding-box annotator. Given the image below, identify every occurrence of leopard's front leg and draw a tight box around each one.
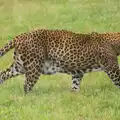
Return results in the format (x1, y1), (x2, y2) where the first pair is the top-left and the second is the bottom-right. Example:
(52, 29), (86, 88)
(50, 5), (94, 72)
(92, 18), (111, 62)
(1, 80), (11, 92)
(71, 72), (83, 92)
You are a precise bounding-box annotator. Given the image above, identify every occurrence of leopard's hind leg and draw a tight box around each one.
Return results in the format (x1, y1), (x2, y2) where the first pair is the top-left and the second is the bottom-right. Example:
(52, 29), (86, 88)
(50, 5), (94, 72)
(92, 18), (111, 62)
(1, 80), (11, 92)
(0, 51), (24, 84)
(0, 62), (24, 84)
(24, 62), (41, 94)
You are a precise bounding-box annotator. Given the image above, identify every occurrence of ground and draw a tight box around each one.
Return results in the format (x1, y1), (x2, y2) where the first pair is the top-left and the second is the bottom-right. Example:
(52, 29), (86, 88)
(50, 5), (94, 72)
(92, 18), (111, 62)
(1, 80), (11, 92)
(0, 0), (120, 120)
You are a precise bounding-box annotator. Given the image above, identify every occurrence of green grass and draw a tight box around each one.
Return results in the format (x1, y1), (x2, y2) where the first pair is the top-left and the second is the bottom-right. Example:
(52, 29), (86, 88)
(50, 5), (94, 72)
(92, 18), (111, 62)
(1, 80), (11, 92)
(0, 0), (120, 119)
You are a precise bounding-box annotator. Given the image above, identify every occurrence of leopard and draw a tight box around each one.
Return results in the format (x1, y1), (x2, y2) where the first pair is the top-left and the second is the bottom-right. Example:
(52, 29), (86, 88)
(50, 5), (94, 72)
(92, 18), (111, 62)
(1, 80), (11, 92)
(0, 29), (120, 94)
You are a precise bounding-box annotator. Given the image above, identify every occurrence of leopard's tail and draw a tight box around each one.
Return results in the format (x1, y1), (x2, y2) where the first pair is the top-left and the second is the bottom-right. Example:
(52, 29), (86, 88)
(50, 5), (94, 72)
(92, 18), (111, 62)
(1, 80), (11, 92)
(0, 40), (14, 57)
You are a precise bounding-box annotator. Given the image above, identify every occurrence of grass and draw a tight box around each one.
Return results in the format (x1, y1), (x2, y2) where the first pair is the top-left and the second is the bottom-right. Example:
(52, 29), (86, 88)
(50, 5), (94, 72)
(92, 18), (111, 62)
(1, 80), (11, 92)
(0, 0), (120, 119)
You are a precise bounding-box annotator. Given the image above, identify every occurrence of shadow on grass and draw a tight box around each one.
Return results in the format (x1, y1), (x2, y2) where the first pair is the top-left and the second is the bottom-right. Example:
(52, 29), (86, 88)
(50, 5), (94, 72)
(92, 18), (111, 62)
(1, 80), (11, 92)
(1, 77), (119, 98)
(31, 82), (119, 97)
